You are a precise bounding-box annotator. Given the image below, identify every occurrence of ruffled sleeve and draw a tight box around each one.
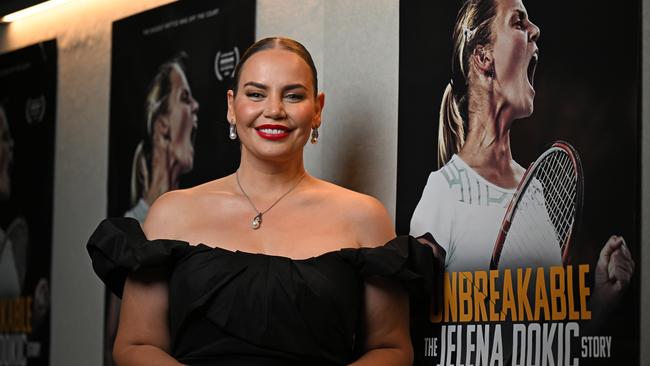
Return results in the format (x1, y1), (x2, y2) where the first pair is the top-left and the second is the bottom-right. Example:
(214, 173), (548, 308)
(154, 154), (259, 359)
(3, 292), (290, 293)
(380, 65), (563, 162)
(339, 234), (445, 312)
(86, 217), (190, 298)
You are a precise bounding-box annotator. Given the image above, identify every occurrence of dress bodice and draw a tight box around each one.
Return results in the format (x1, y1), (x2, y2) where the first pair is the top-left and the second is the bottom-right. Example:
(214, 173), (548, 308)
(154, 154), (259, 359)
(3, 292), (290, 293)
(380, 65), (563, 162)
(87, 217), (436, 365)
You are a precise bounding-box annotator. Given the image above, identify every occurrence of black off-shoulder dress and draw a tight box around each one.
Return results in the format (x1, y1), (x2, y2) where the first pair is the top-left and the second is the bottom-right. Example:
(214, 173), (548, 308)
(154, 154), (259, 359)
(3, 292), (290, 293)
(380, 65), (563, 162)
(87, 217), (436, 366)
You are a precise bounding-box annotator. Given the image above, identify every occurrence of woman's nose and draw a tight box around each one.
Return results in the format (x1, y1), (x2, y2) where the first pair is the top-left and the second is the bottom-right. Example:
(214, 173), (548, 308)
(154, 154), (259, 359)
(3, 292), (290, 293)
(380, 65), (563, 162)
(264, 95), (286, 119)
(528, 20), (540, 42)
(191, 96), (199, 114)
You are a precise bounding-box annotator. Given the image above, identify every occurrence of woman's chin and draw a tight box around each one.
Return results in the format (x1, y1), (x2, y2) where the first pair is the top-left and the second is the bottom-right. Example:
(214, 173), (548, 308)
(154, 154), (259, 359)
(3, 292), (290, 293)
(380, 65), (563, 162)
(519, 106), (534, 118)
(524, 99), (535, 117)
(514, 97), (535, 119)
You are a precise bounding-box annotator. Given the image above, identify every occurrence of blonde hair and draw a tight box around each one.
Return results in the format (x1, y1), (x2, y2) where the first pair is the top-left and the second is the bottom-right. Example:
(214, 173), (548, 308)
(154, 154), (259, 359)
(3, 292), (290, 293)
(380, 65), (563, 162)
(130, 54), (187, 205)
(438, 0), (497, 167)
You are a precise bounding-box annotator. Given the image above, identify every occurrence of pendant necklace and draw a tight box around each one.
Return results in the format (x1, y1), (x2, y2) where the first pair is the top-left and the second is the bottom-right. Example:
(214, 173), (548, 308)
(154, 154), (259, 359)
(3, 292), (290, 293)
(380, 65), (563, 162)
(236, 170), (306, 230)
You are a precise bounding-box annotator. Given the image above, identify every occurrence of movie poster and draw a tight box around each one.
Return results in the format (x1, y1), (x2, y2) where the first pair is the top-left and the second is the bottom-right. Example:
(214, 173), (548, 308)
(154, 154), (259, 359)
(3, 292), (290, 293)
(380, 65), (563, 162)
(397, 1), (640, 365)
(0, 40), (57, 366)
(106, 0), (254, 364)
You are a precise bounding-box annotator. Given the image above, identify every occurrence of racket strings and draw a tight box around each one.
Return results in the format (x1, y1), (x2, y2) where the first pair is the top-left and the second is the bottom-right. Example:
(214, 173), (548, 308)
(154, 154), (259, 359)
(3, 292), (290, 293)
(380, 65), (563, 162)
(500, 149), (577, 268)
(538, 152), (576, 250)
(482, 145), (580, 319)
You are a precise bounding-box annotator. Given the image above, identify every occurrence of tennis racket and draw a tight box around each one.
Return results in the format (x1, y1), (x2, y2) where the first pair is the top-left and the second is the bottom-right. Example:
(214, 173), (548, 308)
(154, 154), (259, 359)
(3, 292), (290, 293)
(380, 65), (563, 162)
(490, 141), (583, 270)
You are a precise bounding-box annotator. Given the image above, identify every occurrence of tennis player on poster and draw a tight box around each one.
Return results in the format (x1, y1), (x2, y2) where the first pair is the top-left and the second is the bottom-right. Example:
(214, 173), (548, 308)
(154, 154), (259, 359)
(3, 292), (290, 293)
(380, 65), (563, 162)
(409, 0), (634, 315)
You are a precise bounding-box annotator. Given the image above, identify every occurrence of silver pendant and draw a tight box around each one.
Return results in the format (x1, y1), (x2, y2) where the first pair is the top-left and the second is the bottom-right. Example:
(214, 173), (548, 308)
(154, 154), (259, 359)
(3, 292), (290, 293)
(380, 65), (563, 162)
(252, 213), (262, 230)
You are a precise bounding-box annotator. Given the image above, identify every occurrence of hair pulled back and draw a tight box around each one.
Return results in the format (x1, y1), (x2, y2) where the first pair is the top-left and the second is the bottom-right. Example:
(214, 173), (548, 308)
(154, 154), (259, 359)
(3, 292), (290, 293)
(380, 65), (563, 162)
(438, 0), (497, 167)
(130, 53), (188, 205)
(231, 37), (318, 96)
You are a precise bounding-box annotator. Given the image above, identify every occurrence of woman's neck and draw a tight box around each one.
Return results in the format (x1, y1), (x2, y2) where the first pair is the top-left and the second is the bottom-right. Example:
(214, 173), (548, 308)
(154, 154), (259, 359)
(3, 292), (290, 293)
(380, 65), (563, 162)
(235, 148), (308, 201)
(145, 147), (176, 205)
(458, 95), (522, 188)
(461, 94), (514, 165)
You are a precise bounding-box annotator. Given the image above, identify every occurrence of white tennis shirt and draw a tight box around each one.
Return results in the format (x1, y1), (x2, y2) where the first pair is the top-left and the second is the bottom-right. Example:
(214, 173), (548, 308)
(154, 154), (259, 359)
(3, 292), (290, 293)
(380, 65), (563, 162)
(410, 154), (561, 272)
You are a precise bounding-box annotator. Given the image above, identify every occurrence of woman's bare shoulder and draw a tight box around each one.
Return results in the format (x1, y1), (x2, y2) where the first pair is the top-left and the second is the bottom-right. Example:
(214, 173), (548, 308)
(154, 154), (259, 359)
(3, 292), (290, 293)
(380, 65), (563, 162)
(142, 175), (235, 240)
(329, 185), (388, 220)
(313, 179), (395, 248)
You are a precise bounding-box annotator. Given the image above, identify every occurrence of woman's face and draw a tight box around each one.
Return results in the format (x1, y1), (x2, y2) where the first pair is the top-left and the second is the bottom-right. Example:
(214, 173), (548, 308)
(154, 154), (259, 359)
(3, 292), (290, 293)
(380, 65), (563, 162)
(227, 49), (324, 163)
(0, 109), (14, 200)
(165, 65), (199, 173)
(490, 0), (540, 119)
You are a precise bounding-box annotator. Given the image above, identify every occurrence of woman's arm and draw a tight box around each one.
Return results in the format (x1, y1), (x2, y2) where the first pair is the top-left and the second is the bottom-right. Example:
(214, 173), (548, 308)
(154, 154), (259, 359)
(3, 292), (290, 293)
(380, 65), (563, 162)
(113, 269), (183, 366)
(350, 277), (413, 366)
(349, 196), (413, 365)
(113, 192), (188, 366)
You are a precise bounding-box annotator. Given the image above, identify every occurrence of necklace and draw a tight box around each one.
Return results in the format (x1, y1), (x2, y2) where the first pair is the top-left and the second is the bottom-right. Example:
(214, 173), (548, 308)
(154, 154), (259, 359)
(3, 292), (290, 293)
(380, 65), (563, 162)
(236, 170), (306, 230)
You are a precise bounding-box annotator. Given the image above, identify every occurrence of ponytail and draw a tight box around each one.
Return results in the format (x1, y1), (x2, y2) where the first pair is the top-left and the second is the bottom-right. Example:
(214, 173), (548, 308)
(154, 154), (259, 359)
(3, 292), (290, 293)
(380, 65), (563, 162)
(438, 83), (465, 168)
(130, 54), (186, 206)
(130, 141), (149, 206)
(438, 0), (497, 167)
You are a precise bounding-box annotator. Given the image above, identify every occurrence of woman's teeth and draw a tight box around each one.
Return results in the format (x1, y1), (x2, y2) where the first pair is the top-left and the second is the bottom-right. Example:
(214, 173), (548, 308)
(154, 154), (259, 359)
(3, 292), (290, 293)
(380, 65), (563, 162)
(259, 128), (287, 135)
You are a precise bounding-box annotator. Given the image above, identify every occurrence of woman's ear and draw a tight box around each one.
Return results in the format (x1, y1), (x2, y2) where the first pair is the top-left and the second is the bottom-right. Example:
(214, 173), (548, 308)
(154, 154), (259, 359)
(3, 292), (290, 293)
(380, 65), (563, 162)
(226, 89), (236, 125)
(154, 116), (171, 142)
(313, 92), (325, 129)
(472, 45), (495, 78)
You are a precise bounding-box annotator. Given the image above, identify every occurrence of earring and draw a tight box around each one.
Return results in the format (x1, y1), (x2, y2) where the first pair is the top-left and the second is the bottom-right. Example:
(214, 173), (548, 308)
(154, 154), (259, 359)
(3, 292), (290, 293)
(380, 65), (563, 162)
(310, 127), (319, 144)
(229, 122), (237, 140)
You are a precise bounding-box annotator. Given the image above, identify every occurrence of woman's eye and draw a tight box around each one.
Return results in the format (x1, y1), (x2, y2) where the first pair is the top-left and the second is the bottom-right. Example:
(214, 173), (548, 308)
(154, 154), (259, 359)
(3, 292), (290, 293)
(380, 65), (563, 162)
(246, 92), (264, 99)
(285, 93), (305, 101)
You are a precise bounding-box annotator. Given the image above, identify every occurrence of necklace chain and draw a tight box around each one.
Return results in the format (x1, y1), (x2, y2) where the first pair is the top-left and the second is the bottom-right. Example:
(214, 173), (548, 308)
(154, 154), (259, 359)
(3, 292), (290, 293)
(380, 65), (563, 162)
(235, 170), (306, 230)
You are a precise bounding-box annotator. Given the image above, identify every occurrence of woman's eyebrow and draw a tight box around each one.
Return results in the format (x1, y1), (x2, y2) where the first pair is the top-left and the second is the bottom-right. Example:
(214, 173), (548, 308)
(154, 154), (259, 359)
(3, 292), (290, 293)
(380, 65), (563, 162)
(243, 82), (307, 91)
(283, 83), (307, 91)
(514, 9), (527, 20)
(243, 81), (267, 89)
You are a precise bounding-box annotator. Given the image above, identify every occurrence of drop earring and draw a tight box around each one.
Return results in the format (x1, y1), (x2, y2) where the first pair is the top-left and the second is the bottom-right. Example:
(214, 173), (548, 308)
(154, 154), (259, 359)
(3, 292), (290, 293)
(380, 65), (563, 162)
(229, 122), (237, 140)
(310, 127), (319, 144)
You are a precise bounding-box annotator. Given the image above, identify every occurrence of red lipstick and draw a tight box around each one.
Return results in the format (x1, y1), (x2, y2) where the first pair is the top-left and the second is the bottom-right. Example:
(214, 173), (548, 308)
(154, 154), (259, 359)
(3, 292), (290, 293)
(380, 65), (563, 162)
(255, 124), (291, 141)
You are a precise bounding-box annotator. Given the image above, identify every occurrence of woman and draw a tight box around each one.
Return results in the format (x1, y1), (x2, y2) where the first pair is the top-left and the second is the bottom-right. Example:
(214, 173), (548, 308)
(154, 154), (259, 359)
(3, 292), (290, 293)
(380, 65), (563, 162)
(125, 54), (199, 223)
(89, 38), (429, 365)
(410, 0), (633, 312)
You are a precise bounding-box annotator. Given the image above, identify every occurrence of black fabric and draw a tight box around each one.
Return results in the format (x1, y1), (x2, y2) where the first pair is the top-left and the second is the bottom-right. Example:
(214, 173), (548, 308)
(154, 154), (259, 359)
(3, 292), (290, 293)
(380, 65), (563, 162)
(87, 217), (437, 365)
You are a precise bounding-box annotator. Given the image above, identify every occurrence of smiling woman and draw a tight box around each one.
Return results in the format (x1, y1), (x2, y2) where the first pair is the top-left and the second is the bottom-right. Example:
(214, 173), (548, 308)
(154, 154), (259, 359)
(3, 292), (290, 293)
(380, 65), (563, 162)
(225, 41), (321, 231)
(87, 37), (435, 365)
(226, 38), (322, 165)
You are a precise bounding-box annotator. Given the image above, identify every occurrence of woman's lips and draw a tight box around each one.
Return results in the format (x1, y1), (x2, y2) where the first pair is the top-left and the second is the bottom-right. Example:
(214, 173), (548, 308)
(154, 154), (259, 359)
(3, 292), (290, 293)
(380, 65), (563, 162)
(255, 124), (291, 140)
